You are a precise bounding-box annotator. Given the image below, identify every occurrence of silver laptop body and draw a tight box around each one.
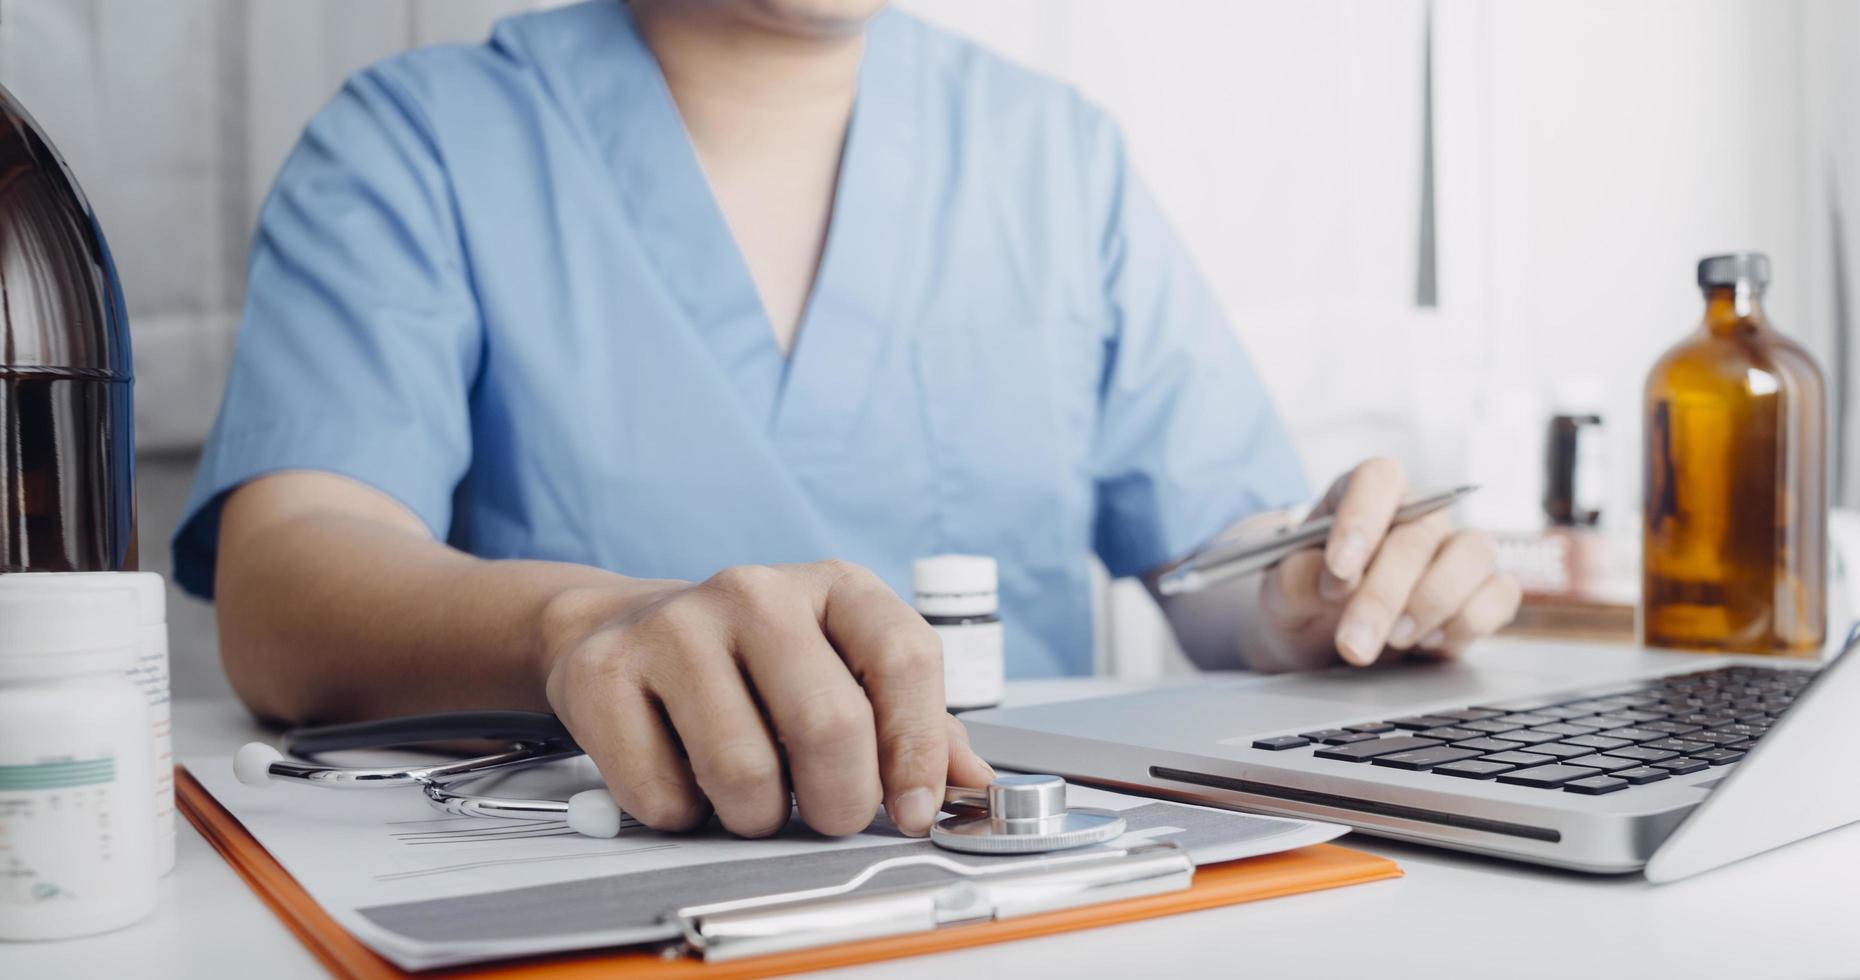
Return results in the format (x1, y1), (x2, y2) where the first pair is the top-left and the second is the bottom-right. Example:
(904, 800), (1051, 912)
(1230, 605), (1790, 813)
(962, 639), (1858, 879)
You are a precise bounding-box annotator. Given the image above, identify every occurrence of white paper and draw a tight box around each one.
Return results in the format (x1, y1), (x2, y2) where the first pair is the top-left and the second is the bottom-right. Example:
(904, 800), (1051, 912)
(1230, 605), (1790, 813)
(184, 751), (1344, 970)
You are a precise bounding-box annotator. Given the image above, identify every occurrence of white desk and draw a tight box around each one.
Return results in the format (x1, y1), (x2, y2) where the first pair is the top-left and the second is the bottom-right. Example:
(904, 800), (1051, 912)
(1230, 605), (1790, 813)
(13, 683), (1860, 980)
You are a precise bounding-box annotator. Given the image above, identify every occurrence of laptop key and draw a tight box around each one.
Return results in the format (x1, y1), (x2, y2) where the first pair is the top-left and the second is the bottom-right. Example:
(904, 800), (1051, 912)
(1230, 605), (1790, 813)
(1430, 709), (1503, 723)
(1607, 745), (1680, 763)
(1489, 729), (1562, 746)
(1686, 731), (1746, 746)
(1642, 738), (1711, 754)
(1346, 722), (1396, 734)
(1433, 759), (1518, 779)
(1319, 732), (1382, 745)
(1419, 727), (1485, 742)
(1613, 766), (1671, 784)
(1252, 736), (1311, 751)
(1564, 775), (1630, 795)
(1315, 735), (1442, 762)
(1452, 737), (1524, 753)
(1371, 746), (1484, 771)
(1481, 750), (1555, 767)
(1563, 754), (1638, 772)
(1471, 696), (1571, 712)
(1497, 713), (1558, 727)
(1692, 748), (1746, 765)
(1527, 723), (1593, 737)
(1654, 758), (1710, 774)
(1299, 729), (1354, 742)
(1598, 727), (1664, 743)
(1497, 765), (1595, 788)
(1388, 715), (1458, 731)
(1560, 734), (1633, 751)
(1643, 721), (1703, 735)
(1518, 742), (1593, 759)
(1460, 719), (1525, 734)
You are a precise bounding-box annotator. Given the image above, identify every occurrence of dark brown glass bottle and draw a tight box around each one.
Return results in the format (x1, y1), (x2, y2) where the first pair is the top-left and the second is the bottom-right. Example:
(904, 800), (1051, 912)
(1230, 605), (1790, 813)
(1642, 254), (1824, 654)
(1, 83), (137, 572)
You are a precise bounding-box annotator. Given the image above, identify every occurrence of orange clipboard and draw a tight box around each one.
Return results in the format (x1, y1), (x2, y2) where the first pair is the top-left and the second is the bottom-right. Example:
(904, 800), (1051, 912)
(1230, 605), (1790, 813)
(177, 766), (1400, 979)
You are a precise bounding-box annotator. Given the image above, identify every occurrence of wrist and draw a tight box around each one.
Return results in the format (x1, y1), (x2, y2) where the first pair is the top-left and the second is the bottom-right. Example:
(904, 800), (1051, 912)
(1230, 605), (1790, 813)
(535, 579), (678, 692)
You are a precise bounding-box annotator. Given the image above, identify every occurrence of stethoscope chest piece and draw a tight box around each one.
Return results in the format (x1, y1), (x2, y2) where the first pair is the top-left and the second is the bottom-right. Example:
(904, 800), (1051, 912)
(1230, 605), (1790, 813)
(929, 773), (1125, 854)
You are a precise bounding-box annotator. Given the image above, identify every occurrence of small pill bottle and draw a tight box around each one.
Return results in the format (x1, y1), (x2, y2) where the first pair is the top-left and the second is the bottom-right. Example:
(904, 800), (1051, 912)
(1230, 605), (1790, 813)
(912, 555), (1004, 711)
(0, 583), (157, 941)
(4, 573), (172, 875)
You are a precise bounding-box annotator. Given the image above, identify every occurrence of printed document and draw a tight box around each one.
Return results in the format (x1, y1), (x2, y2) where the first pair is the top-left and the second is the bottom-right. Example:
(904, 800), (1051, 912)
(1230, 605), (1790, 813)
(184, 752), (1345, 970)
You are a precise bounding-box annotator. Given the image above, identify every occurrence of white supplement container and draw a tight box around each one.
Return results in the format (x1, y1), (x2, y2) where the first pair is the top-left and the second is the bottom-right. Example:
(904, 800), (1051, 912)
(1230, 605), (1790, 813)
(912, 555), (1005, 711)
(2, 572), (172, 875)
(3, 573), (171, 875)
(0, 583), (157, 941)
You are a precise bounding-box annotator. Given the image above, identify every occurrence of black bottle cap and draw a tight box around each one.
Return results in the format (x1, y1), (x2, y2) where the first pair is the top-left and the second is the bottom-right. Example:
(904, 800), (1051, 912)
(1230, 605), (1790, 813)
(1697, 252), (1771, 289)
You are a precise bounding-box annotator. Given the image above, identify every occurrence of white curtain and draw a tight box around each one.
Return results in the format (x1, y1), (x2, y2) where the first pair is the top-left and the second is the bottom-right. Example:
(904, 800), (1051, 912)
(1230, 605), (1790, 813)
(0, 0), (555, 452)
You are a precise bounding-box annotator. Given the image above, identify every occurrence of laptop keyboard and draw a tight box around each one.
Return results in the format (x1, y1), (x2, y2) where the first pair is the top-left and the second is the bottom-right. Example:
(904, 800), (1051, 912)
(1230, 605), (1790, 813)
(1250, 664), (1816, 795)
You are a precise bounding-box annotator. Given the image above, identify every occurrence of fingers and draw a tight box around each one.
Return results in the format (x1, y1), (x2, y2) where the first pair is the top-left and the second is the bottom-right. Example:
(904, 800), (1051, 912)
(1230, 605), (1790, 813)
(632, 596), (792, 838)
(813, 560), (950, 838)
(1389, 530), (1499, 650)
(945, 714), (996, 790)
(1319, 458), (1406, 600)
(1430, 573), (1523, 654)
(705, 566), (884, 838)
(564, 653), (711, 833)
(1261, 549), (1330, 632)
(1334, 512), (1450, 665)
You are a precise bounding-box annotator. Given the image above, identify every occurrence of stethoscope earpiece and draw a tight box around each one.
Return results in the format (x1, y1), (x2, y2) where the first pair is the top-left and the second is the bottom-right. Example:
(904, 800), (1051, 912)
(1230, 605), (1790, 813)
(566, 789), (626, 838)
(235, 741), (284, 789)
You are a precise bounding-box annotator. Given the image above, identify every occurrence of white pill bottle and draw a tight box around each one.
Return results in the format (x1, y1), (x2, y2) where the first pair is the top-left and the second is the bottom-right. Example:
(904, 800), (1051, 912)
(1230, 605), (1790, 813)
(4, 572), (172, 874)
(0, 584), (156, 940)
(912, 555), (1005, 711)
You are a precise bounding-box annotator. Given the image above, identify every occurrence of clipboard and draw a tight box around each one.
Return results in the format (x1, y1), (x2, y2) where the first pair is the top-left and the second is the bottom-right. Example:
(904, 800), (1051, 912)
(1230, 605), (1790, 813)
(177, 767), (1401, 978)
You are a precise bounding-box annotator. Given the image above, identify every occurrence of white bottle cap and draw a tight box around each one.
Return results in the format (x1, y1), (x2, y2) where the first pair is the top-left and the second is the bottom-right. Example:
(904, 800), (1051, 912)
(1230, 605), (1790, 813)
(912, 554), (998, 617)
(0, 583), (139, 678)
(1, 571), (165, 625)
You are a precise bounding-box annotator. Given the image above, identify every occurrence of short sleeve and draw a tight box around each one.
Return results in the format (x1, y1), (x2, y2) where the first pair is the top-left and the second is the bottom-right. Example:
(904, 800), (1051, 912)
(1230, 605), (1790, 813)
(171, 67), (481, 599)
(1088, 121), (1309, 578)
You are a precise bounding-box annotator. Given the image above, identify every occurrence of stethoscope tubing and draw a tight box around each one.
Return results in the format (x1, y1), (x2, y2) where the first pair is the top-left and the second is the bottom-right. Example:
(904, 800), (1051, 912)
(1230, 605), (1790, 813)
(239, 710), (1124, 851)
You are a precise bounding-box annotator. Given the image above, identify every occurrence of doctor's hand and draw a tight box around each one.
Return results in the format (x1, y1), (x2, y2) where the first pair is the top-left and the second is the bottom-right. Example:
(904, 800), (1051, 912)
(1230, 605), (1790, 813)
(1259, 458), (1521, 668)
(539, 560), (995, 840)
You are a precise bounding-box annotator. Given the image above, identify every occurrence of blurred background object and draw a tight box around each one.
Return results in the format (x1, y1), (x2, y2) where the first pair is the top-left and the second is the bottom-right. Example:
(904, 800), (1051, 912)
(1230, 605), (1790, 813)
(3, 0), (1858, 687)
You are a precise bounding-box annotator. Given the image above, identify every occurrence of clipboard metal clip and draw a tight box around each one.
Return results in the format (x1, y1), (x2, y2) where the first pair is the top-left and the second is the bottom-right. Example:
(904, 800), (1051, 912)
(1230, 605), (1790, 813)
(672, 841), (1195, 962)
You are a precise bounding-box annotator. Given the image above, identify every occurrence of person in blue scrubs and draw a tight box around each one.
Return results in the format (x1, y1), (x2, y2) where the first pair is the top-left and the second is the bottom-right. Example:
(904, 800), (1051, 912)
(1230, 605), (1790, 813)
(177, 0), (1520, 839)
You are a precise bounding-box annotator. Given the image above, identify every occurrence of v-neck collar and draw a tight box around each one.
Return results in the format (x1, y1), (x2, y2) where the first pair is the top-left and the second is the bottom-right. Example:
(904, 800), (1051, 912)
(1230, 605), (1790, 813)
(536, 2), (922, 454)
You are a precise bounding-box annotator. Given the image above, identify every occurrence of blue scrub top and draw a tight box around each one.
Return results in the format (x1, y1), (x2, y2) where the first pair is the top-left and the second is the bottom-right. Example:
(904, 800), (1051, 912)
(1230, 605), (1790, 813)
(174, 1), (1307, 677)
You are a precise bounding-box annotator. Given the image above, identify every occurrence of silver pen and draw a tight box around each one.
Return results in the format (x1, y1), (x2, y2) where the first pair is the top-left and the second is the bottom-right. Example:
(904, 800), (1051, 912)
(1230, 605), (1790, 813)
(1155, 484), (1480, 596)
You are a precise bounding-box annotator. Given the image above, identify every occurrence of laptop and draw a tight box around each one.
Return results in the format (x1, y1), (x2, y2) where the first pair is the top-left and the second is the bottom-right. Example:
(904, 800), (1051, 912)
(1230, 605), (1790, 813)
(961, 636), (1860, 880)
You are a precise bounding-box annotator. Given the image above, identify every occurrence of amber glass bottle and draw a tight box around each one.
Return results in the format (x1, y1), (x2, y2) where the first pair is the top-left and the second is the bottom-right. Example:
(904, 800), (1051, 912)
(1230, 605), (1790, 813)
(1642, 254), (1825, 654)
(1, 83), (137, 572)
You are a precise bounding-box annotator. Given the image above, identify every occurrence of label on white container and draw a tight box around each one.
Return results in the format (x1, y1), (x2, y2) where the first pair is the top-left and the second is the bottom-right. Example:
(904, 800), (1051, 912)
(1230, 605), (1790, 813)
(935, 621), (1005, 710)
(128, 624), (173, 875)
(0, 753), (125, 907)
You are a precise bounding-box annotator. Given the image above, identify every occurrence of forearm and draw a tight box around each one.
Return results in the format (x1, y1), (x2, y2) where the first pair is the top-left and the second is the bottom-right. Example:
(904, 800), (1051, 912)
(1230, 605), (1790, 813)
(214, 482), (658, 724)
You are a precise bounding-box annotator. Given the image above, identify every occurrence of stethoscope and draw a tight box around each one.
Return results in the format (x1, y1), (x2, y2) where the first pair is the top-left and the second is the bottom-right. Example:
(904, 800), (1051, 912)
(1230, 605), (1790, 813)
(235, 710), (1124, 855)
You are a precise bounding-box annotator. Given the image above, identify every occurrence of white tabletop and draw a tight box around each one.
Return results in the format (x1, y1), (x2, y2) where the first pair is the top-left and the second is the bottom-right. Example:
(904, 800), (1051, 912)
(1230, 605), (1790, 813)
(12, 683), (1860, 980)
